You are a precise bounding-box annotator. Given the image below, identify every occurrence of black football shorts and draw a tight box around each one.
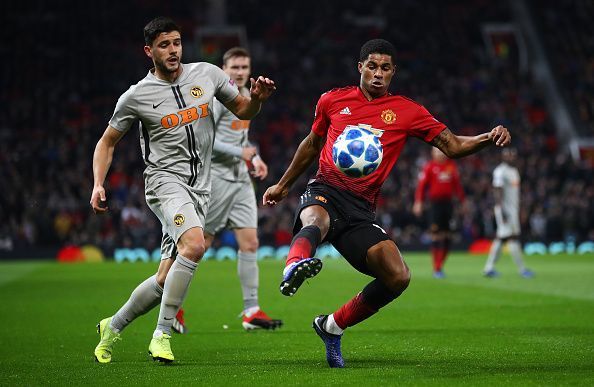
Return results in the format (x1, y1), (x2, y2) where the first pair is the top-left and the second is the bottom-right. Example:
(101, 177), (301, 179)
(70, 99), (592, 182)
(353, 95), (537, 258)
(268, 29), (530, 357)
(293, 181), (391, 275)
(430, 199), (453, 232)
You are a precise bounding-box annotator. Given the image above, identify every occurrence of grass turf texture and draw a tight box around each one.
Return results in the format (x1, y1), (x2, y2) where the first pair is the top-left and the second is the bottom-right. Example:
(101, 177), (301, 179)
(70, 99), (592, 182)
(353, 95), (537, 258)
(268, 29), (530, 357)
(0, 253), (593, 386)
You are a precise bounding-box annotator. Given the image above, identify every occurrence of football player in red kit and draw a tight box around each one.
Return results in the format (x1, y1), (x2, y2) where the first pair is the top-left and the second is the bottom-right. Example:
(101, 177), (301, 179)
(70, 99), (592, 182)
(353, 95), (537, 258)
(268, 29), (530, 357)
(413, 147), (465, 278)
(263, 39), (511, 368)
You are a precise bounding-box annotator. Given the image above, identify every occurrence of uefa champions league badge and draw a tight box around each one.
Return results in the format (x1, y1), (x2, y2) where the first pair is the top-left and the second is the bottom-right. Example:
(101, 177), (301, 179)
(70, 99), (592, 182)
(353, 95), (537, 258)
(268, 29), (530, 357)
(344, 124), (385, 137)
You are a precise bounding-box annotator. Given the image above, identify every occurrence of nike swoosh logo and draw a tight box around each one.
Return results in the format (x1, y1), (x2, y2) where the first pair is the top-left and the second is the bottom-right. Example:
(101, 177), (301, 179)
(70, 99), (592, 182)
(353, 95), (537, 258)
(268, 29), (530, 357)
(164, 317), (173, 321)
(153, 100), (166, 109)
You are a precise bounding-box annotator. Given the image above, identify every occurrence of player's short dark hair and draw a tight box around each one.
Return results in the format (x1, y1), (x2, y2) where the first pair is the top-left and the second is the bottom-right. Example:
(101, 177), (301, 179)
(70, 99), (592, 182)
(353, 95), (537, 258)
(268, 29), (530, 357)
(359, 39), (396, 63)
(222, 47), (250, 65)
(144, 17), (181, 46)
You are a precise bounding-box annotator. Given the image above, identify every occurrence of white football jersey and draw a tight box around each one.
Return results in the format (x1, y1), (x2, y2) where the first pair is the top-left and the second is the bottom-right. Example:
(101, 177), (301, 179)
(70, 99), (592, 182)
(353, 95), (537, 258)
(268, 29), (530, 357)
(492, 162), (520, 215)
(109, 62), (239, 193)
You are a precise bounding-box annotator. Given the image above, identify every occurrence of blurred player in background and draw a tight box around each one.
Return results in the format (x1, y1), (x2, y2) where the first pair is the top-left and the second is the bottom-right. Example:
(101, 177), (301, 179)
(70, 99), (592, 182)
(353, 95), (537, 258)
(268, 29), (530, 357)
(483, 148), (534, 278)
(90, 17), (275, 364)
(413, 147), (465, 278)
(171, 47), (282, 333)
(263, 39), (512, 368)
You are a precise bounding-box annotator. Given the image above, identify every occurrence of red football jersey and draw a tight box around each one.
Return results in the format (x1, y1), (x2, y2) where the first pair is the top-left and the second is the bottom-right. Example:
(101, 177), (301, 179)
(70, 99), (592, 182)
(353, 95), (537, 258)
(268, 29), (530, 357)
(311, 86), (446, 207)
(414, 160), (465, 202)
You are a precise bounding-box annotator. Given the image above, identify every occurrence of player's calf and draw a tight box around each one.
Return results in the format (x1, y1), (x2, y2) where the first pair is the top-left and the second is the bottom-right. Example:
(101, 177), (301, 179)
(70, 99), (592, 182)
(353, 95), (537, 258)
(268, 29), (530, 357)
(284, 225), (322, 267)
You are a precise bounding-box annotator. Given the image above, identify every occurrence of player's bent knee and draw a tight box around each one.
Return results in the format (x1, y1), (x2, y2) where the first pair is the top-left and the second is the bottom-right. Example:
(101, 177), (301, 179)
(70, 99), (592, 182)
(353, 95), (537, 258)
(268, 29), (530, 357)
(367, 240), (410, 292)
(239, 239), (259, 253)
(177, 228), (207, 261)
(385, 269), (411, 293)
(376, 264), (410, 293)
(362, 278), (405, 310)
(178, 242), (206, 262)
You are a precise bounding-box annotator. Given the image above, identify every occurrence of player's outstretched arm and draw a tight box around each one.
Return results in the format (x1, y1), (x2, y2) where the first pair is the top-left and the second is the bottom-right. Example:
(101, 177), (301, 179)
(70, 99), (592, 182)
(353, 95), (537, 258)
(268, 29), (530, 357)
(90, 125), (125, 214)
(431, 126), (511, 158)
(225, 76), (276, 120)
(263, 131), (326, 206)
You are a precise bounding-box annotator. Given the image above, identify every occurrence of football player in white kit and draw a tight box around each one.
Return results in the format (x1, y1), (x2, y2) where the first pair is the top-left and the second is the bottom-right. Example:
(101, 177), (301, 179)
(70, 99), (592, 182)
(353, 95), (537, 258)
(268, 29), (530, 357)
(90, 17), (275, 363)
(171, 47), (282, 333)
(483, 148), (534, 278)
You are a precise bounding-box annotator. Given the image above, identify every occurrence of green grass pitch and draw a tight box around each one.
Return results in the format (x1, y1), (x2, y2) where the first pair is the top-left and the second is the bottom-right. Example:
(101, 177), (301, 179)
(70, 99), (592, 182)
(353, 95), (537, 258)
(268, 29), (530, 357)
(0, 252), (593, 386)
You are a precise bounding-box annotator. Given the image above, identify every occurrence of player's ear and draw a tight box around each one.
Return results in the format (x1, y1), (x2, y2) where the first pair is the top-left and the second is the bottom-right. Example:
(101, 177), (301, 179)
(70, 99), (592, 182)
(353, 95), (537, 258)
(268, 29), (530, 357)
(144, 45), (153, 59)
(357, 62), (363, 74)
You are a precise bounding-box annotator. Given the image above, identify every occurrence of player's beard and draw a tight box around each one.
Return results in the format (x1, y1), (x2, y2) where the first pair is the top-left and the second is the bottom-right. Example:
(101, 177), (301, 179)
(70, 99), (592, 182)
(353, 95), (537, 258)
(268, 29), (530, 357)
(155, 56), (179, 74)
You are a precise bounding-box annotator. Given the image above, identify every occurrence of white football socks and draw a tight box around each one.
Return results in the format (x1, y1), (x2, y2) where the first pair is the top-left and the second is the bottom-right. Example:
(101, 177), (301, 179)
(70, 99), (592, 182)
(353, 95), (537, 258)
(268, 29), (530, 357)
(508, 240), (527, 272)
(484, 239), (503, 272)
(324, 314), (344, 335)
(238, 251), (259, 311)
(111, 274), (163, 333)
(156, 254), (197, 336)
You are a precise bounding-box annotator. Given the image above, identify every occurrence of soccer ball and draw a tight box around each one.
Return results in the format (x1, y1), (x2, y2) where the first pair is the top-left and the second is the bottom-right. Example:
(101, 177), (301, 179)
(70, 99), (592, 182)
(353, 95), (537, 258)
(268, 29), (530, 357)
(332, 126), (383, 178)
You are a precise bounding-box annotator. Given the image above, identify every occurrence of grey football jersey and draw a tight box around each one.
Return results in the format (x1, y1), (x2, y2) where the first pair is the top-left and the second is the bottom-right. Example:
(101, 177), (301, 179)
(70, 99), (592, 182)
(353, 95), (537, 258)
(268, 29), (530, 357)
(493, 162), (520, 215)
(109, 62), (239, 193)
(211, 86), (251, 182)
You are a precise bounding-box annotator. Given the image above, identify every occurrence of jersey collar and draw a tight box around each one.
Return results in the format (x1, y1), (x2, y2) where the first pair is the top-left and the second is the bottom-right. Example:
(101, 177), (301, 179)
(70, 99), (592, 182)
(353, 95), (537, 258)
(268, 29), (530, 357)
(357, 86), (392, 102)
(148, 63), (186, 84)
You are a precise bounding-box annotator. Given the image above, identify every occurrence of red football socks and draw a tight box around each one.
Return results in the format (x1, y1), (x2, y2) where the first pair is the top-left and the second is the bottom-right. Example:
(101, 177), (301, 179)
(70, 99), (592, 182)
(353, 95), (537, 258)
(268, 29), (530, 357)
(286, 237), (314, 266)
(439, 248), (448, 268)
(285, 225), (321, 267)
(432, 238), (450, 272)
(431, 247), (441, 271)
(333, 293), (378, 329)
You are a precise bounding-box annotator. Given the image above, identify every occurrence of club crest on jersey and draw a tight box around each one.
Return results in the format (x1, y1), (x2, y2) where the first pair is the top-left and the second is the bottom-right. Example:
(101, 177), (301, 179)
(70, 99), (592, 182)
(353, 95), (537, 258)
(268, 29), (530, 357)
(190, 86), (204, 98)
(381, 109), (397, 125)
(345, 124), (385, 137)
(174, 214), (185, 227)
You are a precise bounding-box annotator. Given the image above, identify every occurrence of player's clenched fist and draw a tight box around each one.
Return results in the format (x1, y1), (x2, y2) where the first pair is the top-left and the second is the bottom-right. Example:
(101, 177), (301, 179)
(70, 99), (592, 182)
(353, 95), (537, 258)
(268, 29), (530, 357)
(488, 125), (511, 147)
(90, 186), (108, 214)
(262, 184), (288, 206)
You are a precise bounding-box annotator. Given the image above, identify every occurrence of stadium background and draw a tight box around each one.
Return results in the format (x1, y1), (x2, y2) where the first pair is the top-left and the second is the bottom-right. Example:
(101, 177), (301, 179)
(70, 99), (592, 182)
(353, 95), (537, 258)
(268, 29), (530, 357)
(1, 0), (593, 262)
